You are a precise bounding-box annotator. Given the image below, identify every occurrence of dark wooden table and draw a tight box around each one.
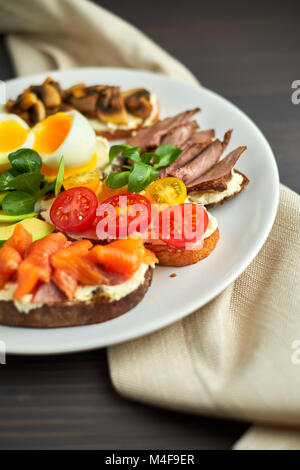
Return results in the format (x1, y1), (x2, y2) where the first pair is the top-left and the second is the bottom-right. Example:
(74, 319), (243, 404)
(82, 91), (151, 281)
(0, 0), (299, 450)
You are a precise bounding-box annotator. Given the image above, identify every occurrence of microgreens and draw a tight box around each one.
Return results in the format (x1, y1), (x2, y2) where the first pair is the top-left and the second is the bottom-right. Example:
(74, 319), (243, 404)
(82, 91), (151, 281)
(106, 144), (181, 193)
(0, 149), (64, 216)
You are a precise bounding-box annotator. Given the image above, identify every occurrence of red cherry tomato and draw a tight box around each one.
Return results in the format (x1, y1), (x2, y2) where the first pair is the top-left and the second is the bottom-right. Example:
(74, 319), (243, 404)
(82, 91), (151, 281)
(96, 193), (152, 240)
(157, 203), (209, 249)
(50, 187), (98, 233)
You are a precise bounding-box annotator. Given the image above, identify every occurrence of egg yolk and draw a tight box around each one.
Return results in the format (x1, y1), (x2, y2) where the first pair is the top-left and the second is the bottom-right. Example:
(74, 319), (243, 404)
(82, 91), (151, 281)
(42, 151), (98, 180)
(0, 121), (28, 153)
(33, 112), (72, 154)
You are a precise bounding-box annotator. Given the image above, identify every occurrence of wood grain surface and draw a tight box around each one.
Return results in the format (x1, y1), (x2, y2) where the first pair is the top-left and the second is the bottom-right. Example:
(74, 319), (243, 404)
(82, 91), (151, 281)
(0, 0), (299, 450)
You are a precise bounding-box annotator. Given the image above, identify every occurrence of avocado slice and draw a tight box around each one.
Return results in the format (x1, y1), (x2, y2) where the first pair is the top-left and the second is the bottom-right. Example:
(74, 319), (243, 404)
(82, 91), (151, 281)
(0, 211), (38, 223)
(0, 217), (54, 244)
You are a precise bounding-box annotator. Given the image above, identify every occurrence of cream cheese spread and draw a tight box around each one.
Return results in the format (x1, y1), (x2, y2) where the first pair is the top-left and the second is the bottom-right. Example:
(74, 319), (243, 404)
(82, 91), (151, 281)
(0, 284), (42, 314)
(187, 170), (243, 206)
(0, 263), (150, 313)
(75, 262), (150, 302)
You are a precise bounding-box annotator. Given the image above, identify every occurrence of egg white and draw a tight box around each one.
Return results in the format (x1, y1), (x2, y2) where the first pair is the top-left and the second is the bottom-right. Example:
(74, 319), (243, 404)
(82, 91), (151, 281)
(36, 110), (96, 169)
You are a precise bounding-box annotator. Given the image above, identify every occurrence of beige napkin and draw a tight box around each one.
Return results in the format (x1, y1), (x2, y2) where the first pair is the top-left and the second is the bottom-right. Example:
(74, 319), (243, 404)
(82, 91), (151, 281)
(109, 185), (300, 450)
(0, 0), (198, 85)
(2, 0), (300, 450)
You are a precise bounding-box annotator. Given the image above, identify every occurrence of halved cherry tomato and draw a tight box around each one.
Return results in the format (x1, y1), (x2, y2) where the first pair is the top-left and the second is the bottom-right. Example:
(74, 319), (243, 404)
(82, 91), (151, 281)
(145, 177), (187, 206)
(97, 179), (128, 203)
(50, 187), (98, 233)
(156, 203), (209, 249)
(63, 170), (100, 192)
(96, 193), (152, 240)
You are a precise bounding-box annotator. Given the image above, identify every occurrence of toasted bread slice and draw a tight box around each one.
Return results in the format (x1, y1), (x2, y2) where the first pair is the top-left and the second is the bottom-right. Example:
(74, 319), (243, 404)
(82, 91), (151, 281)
(145, 229), (219, 267)
(205, 171), (249, 209)
(187, 170), (249, 209)
(0, 267), (153, 328)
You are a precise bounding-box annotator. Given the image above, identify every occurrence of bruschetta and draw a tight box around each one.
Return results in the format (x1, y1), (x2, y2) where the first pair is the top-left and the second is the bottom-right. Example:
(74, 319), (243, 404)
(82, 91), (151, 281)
(0, 226), (157, 328)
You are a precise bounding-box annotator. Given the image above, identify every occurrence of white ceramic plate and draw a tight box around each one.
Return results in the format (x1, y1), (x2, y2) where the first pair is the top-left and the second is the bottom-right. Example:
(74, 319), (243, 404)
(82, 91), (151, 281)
(0, 67), (279, 355)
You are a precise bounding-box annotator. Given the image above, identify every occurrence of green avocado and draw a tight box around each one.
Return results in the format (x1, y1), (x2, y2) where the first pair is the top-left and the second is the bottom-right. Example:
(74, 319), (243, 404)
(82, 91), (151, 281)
(0, 217), (54, 245)
(0, 211), (38, 223)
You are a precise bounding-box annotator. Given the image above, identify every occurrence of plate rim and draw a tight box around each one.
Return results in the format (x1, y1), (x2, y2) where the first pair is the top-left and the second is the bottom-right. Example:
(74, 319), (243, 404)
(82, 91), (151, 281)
(2, 67), (279, 355)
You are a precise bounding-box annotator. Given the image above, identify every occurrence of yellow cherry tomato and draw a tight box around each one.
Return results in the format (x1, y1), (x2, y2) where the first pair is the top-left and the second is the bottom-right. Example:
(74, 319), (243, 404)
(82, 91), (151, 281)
(97, 179), (129, 203)
(63, 170), (100, 192)
(145, 177), (187, 205)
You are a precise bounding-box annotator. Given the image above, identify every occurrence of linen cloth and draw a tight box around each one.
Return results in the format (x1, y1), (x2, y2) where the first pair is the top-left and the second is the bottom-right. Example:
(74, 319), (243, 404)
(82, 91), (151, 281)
(0, 0), (197, 85)
(1, 0), (300, 450)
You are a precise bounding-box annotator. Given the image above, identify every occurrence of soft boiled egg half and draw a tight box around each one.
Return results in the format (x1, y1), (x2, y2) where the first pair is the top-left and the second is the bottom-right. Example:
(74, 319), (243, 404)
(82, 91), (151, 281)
(33, 110), (109, 179)
(0, 113), (35, 167)
(0, 110), (109, 178)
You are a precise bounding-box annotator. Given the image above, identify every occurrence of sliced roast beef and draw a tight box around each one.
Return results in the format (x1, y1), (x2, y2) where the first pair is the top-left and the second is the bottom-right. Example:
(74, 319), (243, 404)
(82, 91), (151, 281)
(173, 130), (232, 184)
(222, 129), (232, 149)
(159, 141), (211, 178)
(186, 146), (247, 192)
(126, 108), (200, 151)
(186, 129), (215, 145)
(160, 120), (199, 147)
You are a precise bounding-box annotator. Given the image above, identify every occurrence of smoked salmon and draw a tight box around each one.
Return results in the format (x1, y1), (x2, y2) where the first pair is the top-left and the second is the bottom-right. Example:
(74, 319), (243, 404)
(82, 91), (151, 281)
(51, 240), (107, 300)
(13, 232), (67, 300)
(89, 237), (158, 276)
(0, 224), (32, 289)
(5, 223), (32, 256)
(2, 228), (156, 303)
